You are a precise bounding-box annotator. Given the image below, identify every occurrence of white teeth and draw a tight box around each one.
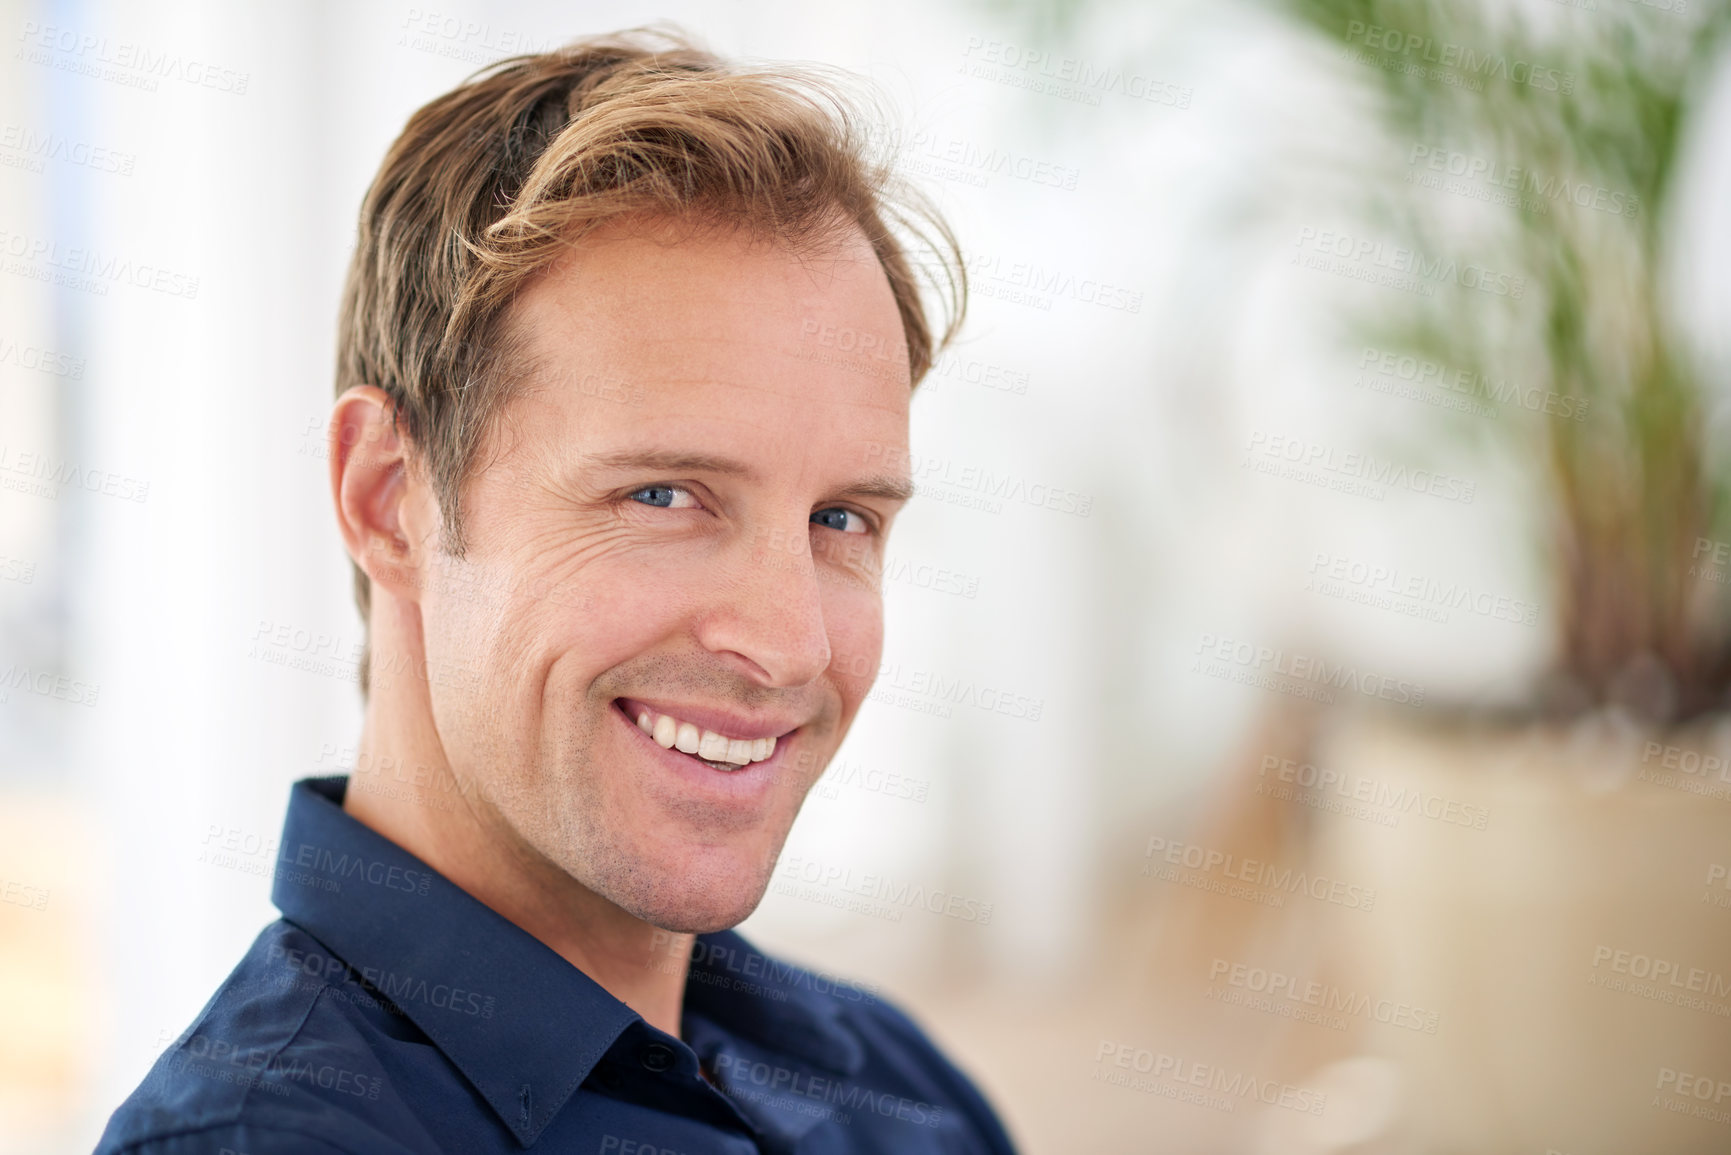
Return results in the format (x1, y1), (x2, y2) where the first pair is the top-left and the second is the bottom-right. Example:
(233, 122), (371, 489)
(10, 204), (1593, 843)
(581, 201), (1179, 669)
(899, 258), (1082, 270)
(631, 705), (782, 767)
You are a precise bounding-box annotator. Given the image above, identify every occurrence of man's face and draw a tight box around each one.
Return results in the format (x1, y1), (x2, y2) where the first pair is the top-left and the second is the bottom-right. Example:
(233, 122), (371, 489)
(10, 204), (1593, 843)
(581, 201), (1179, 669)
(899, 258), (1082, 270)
(413, 217), (912, 933)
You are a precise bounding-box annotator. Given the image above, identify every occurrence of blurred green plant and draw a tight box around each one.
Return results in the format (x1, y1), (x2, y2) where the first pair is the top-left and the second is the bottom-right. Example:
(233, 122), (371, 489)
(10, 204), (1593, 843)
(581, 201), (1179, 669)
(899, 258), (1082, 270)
(1272, 0), (1731, 721)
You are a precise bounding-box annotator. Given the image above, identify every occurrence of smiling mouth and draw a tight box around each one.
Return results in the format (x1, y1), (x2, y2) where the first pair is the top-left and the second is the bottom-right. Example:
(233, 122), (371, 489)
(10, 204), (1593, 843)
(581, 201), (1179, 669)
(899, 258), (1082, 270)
(614, 700), (784, 772)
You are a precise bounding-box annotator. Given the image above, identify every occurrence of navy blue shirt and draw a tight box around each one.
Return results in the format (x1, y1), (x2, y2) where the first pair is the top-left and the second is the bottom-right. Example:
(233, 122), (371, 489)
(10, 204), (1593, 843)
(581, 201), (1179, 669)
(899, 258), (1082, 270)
(96, 776), (1017, 1154)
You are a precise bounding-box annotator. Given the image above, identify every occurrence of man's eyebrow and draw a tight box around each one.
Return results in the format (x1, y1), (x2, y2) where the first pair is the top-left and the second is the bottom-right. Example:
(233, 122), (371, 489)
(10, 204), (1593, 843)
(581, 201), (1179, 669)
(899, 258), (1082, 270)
(833, 474), (916, 504)
(583, 450), (913, 504)
(584, 449), (762, 480)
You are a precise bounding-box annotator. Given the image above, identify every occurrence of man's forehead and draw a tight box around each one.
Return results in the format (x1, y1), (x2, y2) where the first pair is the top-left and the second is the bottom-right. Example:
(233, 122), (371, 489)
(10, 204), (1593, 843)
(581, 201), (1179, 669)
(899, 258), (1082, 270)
(489, 359), (911, 487)
(508, 218), (908, 362)
(491, 216), (914, 491)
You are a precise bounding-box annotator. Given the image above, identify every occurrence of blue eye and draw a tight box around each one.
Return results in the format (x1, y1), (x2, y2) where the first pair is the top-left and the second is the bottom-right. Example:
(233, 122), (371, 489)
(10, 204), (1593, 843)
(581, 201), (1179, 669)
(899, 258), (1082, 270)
(629, 485), (696, 509)
(811, 507), (869, 534)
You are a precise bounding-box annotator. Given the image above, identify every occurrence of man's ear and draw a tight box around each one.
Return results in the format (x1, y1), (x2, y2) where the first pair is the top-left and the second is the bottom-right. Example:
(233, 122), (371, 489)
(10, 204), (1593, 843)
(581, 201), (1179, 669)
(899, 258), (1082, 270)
(329, 386), (432, 603)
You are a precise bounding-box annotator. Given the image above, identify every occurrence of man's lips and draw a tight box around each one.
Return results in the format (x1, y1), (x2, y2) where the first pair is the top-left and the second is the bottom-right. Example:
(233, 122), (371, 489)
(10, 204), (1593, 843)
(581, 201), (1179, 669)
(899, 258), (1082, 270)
(614, 697), (803, 770)
(614, 697), (801, 743)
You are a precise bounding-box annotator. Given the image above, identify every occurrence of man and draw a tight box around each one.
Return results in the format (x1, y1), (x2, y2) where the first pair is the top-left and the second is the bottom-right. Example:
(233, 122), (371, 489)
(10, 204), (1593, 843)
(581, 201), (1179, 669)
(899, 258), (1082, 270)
(96, 27), (1015, 1155)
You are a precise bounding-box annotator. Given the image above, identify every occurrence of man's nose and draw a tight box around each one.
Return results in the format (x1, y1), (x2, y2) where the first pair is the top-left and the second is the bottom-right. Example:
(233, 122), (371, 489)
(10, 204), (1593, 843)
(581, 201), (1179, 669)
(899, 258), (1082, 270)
(693, 525), (833, 687)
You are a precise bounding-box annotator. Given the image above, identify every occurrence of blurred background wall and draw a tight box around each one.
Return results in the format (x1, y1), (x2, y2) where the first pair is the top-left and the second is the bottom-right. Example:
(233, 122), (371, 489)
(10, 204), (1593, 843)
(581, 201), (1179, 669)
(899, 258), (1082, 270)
(2, 0), (1730, 1151)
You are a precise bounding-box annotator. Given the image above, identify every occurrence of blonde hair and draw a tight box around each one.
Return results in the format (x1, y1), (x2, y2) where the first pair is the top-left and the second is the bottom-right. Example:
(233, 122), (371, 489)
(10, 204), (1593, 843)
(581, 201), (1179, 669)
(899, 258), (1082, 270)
(335, 27), (965, 695)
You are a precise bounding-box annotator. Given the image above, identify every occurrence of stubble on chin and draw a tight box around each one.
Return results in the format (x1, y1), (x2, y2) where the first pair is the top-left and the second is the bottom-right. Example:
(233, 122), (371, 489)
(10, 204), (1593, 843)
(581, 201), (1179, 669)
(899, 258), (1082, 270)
(467, 699), (787, 934)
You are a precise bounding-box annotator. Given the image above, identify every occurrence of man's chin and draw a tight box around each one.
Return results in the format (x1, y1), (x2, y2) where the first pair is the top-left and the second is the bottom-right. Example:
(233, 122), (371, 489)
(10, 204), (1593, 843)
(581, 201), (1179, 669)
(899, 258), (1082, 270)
(603, 861), (775, 936)
(627, 888), (768, 937)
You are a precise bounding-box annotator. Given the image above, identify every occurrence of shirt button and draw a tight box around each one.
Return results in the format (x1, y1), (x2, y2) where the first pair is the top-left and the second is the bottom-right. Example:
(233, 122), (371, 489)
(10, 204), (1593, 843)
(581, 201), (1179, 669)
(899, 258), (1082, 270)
(641, 1042), (676, 1073)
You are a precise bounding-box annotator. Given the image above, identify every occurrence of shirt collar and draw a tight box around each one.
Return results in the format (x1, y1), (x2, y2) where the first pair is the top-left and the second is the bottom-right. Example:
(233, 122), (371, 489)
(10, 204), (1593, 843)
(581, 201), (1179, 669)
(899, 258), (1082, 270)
(273, 776), (636, 1146)
(271, 776), (865, 1145)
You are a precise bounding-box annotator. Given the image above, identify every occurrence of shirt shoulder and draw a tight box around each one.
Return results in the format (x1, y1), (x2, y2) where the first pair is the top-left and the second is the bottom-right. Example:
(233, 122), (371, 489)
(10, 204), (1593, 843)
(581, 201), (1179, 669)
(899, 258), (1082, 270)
(93, 1121), (360, 1155)
(94, 921), (440, 1155)
(831, 990), (1019, 1154)
(687, 933), (1018, 1150)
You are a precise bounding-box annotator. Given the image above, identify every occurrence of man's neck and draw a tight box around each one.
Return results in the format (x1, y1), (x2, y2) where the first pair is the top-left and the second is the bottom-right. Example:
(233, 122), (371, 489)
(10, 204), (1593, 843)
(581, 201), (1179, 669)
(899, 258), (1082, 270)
(341, 713), (696, 1038)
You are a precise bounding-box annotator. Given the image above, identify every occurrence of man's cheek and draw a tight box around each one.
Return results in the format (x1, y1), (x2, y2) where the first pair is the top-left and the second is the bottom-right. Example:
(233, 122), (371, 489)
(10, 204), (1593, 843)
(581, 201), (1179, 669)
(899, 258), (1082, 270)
(810, 530), (881, 579)
(825, 598), (884, 715)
